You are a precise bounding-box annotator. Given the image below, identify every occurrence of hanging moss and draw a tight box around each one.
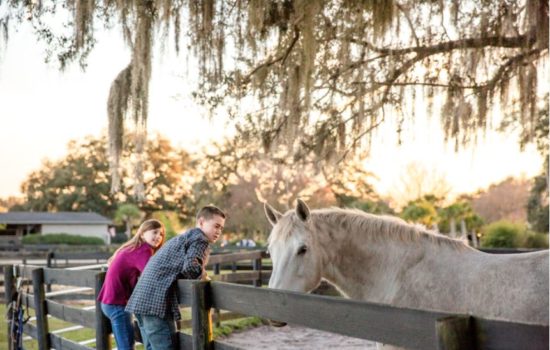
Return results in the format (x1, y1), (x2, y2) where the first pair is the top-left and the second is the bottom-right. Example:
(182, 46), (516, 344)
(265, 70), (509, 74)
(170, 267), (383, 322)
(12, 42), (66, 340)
(0, 0), (545, 193)
(107, 63), (132, 193)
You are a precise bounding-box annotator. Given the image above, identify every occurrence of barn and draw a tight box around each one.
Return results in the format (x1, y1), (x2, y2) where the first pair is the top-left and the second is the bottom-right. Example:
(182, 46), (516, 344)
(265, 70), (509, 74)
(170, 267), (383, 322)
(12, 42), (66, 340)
(0, 212), (112, 244)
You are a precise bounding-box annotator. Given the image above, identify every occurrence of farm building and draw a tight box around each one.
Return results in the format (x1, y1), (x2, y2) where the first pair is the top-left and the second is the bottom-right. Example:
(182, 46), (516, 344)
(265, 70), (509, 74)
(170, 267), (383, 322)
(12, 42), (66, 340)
(0, 212), (112, 244)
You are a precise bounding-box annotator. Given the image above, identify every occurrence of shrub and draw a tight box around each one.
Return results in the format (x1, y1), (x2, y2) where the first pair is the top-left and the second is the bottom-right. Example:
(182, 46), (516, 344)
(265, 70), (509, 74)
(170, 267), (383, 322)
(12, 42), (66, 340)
(111, 232), (129, 244)
(480, 221), (525, 248)
(22, 233), (105, 245)
(523, 231), (549, 248)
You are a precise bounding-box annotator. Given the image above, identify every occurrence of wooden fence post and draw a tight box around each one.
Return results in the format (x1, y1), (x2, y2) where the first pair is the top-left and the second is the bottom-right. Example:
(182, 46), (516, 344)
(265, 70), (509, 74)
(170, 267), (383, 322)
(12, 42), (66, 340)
(32, 268), (49, 350)
(95, 271), (111, 350)
(253, 258), (262, 287)
(5, 265), (15, 350)
(436, 316), (477, 350)
(213, 264), (221, 327)
(45, 251), (54, 292)
(191, 280), (212, 350)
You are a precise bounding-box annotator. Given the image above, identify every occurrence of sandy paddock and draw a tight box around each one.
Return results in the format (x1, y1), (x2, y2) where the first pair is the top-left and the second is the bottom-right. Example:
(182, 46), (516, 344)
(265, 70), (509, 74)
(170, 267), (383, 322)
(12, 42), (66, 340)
(220, 324), (377, 349)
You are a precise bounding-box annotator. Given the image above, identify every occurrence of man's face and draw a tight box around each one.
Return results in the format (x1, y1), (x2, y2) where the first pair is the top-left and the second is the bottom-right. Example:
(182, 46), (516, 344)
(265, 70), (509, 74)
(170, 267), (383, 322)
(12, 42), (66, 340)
(198, 215), (225, 243)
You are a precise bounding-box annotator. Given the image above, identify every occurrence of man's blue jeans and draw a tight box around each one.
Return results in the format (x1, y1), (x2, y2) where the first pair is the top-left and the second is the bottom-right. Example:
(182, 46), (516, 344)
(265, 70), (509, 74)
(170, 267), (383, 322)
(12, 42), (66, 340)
(100, 303), (134, 350)
(135, 314), (176, 350)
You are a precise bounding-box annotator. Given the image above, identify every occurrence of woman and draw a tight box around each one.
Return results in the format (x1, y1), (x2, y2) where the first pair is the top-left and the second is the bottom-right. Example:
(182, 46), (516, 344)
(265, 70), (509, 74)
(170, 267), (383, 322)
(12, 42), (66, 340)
(97, 219), (166, 350)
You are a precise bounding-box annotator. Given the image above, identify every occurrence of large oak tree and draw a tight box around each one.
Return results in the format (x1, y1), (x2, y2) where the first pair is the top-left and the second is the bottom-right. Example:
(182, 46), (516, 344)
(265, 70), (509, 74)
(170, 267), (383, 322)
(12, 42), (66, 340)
(1, 0), (547, 196)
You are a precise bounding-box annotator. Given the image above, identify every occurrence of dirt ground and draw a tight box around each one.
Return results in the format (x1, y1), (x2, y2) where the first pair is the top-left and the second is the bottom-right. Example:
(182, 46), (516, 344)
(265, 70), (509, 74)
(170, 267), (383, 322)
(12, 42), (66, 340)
(219, 324), (377, 349)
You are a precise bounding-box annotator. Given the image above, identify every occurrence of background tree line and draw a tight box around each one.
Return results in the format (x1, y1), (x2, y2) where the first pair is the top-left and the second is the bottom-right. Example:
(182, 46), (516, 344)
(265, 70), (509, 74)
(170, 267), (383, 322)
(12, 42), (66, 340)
(2, 132), (546, 248)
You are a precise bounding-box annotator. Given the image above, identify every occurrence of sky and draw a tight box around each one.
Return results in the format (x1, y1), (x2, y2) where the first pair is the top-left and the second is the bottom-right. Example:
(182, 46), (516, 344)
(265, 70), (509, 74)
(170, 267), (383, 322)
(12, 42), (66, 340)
(0, 22), (544, 203)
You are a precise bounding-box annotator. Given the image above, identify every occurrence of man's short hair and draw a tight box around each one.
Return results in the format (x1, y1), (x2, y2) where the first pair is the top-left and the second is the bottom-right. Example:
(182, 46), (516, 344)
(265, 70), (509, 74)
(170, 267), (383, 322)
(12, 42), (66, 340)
(196, 205), (226, 222)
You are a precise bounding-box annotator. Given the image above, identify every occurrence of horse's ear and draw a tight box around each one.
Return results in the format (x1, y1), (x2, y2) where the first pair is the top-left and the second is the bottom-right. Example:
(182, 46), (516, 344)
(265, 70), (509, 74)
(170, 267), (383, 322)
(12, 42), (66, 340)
(264, 202), (282, 226)
(295, 199), (310, 222)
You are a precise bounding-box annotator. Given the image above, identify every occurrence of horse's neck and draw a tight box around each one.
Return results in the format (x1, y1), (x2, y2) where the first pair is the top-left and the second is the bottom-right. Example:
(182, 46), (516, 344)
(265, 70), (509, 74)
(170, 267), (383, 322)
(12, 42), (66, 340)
(314, 213), (473, 302)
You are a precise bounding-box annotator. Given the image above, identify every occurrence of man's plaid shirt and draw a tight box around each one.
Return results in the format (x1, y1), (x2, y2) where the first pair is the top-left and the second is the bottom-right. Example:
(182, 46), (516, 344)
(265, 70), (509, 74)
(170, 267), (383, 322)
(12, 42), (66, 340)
(125, 228), (210, 320)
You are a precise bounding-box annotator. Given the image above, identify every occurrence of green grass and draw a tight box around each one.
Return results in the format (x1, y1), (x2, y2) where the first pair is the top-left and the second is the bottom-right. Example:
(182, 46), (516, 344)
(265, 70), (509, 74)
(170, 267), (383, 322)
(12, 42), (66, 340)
(212, 317), (263, 338)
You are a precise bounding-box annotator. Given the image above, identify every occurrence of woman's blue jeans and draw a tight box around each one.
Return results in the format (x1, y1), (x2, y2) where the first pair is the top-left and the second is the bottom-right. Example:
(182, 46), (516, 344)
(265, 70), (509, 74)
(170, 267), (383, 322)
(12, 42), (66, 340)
(100, 303), (135, 350)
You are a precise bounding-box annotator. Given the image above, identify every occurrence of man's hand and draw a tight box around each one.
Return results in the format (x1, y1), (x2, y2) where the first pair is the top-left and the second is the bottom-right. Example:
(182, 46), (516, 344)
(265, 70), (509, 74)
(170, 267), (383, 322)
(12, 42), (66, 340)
(201, 269), (211, 281)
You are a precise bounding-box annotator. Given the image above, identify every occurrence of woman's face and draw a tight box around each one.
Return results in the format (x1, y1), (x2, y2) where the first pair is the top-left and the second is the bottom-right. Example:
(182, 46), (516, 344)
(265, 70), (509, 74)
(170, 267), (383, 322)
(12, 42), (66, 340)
(142, 228), (164, 248)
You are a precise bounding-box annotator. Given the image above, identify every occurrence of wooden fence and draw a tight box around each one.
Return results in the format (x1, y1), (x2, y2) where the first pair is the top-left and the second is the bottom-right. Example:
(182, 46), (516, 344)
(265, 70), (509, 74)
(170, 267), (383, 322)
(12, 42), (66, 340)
(3, 250), (268, 350)
(5, 259), (548, 349)
(5, 264), (107, 350)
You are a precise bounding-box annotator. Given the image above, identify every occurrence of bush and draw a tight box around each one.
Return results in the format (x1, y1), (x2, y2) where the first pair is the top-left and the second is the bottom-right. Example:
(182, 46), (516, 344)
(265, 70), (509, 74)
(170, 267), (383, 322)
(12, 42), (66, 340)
(480, 221), (549, 248)
(22, 233), (105, 245)
(480, 221), (525, 248)
(523, 231), (549, 248)
(111, 232), (130, 244)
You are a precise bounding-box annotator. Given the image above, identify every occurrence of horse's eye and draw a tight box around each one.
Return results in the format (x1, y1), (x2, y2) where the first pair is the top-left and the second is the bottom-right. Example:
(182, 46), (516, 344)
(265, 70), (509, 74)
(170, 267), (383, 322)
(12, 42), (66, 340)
(297, 245), (307, 256)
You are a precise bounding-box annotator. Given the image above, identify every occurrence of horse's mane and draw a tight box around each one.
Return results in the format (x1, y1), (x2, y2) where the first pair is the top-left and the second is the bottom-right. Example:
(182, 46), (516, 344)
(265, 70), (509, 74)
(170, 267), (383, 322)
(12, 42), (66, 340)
(315, 207), (470, 250)
(270, 207), (470, 251)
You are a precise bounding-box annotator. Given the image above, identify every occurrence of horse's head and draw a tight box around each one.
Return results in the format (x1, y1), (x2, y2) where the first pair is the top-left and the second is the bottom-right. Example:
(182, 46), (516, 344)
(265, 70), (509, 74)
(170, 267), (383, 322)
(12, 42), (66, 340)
(264, 199), (322, 294)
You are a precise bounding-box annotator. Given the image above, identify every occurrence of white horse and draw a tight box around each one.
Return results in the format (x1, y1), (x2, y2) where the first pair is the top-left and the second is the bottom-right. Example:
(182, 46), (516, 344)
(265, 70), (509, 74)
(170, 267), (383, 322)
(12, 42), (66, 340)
(264, 199), (549, 349)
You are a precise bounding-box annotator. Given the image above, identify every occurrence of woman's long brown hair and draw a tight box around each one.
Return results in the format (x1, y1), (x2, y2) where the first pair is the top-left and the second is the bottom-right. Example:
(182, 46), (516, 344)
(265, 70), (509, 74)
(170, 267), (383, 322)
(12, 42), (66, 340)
(108, 219), (166, 265)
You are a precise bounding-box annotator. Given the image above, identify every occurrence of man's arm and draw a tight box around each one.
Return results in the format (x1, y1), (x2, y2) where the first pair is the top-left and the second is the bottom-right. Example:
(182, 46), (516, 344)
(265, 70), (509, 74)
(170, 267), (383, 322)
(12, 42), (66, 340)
(181, 239), (209, 279)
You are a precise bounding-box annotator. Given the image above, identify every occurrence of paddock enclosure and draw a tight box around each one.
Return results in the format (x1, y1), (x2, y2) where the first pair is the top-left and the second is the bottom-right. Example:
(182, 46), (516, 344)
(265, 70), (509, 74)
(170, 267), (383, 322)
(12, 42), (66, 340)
(4, 249), (549, 350)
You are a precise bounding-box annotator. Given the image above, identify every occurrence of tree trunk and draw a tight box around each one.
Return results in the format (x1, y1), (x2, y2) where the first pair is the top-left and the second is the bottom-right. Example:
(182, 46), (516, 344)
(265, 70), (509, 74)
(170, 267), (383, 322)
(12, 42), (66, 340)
(126, 220), (131, 239)
(450, 218), (456, 237)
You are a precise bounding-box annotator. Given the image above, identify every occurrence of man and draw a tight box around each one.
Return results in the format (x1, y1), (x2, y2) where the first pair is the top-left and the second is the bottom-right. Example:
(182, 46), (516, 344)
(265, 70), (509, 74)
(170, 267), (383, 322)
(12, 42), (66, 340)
(126, 205), (226, 350)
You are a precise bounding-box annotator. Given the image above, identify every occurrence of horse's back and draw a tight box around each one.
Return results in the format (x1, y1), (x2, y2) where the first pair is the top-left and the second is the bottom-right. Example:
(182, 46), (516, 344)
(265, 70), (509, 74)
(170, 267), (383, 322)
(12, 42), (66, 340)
(473, 249), (548, 324)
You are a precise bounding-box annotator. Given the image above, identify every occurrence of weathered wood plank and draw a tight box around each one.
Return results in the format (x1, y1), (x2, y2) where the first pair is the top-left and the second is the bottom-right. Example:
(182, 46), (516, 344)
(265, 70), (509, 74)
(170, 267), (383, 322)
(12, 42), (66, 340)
(32, 268), (50, 350)
(191, 281), (213, 350)
(17, 265), (40, 280)
(210, 272), (260, 283)
(51, 252), (112, 261)
(48, 293), (95, 302)
(20, 292), (35, 309)
(42, 268), (97, 288)
(23, 322), (38, 339)
(4, 265), (15, 350)
(176, 280), (193, 307)
(475, 318), (549, 350)
(177, 332), (193, 349)
(45, 300), (96, 329)
(436, 316), (476, 350)
(207, 251), (263, 265)
(209, 282), (449, 349)
(94, 272), (111, 350)
(49, 333), (94, 350)
(252, 258), (262, 287)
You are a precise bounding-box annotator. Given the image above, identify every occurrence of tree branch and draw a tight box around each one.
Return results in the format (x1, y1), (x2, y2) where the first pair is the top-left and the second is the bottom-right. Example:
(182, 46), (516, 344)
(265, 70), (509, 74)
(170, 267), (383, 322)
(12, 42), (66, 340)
(241, 27), (301, 85)
(349, 33), (537, 56)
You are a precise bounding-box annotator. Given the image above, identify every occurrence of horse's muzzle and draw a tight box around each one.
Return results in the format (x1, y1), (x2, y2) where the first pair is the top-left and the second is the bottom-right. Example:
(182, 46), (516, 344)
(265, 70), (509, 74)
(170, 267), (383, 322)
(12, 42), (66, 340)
(268, 319), (287, 327)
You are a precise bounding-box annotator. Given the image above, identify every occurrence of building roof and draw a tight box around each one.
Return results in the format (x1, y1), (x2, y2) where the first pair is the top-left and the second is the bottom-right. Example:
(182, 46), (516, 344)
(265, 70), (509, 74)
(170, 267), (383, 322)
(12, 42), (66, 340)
(0, 212), (112, 225)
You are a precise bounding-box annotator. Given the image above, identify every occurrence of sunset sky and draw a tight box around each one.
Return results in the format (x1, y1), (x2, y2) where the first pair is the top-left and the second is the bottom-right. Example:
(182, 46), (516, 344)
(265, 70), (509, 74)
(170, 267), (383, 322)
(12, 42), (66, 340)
(0, 24), (543, 202)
